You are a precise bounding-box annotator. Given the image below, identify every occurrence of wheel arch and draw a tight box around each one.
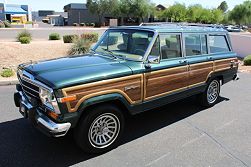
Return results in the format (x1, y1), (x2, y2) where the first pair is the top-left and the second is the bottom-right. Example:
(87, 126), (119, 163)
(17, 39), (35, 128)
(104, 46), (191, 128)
(75, 93), (133, 125)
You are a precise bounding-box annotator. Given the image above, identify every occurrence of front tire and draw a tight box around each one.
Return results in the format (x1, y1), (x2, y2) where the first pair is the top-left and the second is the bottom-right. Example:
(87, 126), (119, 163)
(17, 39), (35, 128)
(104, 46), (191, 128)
(199, 79), (221, 107)
(74, 104), (125, 153)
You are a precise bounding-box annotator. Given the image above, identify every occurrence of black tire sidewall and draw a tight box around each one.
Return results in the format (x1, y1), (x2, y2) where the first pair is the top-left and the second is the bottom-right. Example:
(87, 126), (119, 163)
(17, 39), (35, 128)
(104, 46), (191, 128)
(199, 78), (221, 107)
(74, 104), (125, 154)
(205, 79), (221, 107)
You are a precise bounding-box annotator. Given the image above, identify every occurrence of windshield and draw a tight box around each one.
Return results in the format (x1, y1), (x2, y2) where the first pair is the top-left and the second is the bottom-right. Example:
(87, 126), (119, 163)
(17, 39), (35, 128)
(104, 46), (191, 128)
(93, 29), (154, 61)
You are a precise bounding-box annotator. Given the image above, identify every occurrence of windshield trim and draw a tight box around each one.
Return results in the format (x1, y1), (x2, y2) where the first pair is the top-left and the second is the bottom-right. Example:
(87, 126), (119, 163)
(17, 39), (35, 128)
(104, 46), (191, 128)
(92, 28), (158, 62)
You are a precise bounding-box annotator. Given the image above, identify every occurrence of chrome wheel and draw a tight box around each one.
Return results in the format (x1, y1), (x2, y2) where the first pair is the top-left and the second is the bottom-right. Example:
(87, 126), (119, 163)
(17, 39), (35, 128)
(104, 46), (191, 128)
(88, 113), (120, 148)
(207, 80), (220, 104)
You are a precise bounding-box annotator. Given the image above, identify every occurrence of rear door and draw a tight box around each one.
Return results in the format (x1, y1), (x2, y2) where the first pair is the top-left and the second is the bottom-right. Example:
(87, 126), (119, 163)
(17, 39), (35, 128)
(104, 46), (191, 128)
(184, 33), (214, 86)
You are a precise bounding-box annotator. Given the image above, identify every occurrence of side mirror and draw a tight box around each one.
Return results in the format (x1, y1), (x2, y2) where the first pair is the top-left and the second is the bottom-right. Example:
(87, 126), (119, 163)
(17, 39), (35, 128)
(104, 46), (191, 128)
(148, 55), (160, 64)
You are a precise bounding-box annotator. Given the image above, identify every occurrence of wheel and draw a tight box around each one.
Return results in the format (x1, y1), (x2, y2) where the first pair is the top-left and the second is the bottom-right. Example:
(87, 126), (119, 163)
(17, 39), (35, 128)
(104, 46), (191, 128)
(198, 79), (221, 107)
(74, 104), (125, 153)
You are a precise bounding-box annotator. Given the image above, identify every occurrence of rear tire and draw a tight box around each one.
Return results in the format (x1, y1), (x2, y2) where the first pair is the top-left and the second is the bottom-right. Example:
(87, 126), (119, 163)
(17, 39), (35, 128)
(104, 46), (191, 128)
(198, 78), (221, 107)
(74, 104), (125, 154)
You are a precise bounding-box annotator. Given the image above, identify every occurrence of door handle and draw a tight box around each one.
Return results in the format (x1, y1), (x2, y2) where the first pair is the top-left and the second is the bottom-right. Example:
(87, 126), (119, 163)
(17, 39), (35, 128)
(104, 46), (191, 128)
(207, 56), (213, 60)
(179, 60), (187, 64)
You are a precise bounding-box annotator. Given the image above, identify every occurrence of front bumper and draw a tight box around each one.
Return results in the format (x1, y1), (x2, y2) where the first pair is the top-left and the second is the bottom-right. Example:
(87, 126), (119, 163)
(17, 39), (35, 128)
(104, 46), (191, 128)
(14, 91), (71, 137)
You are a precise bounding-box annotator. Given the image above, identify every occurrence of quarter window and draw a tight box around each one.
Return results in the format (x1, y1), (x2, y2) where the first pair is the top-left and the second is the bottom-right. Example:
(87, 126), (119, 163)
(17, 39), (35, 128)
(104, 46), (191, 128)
(159, 34), (182, 59)
(209, 35), (230, 53)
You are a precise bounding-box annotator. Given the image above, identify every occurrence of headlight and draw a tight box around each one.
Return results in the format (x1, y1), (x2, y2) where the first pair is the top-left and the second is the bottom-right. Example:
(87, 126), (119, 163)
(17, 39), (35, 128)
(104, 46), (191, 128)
(39, 88), (60, 114)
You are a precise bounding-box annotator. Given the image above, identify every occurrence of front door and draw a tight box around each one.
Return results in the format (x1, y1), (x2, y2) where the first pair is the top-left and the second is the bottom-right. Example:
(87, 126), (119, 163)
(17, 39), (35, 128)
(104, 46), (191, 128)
(144, 33), (189, 101)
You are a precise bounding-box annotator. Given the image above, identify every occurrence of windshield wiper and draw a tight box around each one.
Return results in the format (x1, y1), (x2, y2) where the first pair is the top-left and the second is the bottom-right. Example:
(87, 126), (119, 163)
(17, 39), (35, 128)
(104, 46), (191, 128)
(101, 48), (118, 60)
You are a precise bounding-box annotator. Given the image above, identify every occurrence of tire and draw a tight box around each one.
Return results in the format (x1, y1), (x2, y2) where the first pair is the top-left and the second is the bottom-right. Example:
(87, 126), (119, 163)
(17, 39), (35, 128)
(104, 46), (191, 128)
(198, 78), (221, 107)
(74, 104), (125, 154)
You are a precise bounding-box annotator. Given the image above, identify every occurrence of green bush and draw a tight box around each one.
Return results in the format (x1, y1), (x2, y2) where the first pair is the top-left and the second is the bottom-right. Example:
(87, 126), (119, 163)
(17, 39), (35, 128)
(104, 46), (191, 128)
(17, 30), (32, 42)
(0, 22), (5, 28)
(81, 33), (99, 43)
(3, 21), (11, 28)
(90, 23), (95, 27)
(73, 23), (79, 26)
(20, 37), (31, 44)
(1, 69), (14, 78)
(63, 35), (79, 43)
(85, 23), (89, 26)
(244, 55), (251, 65)
(68, 38), (91, 55)
(94, 22), (102, 28)
(49, 33), (61, 40)
(80, 23), (85, 26)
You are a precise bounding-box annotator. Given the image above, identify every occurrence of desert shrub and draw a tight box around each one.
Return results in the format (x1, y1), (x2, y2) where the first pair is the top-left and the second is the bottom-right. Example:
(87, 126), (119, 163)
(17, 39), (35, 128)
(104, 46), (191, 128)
(80, 23), (85, 26)
(0, 21), (5, 28)
(244, 55), (251, 65)
(90, 23), (95, 27)
(85, 23), (89, 26)
(73, 23), (79, 26)
(81, 33), (99, 43)
(3, 21), (11, 28)
(63, 35), (79, 43)
(94, 22), (102, 28)
(20, 37), (31, 44)
(68, 38), (92, 55)
(17, 30), (32, 42)
(1, 69), (14, 77)
(49, 33), (61, 40)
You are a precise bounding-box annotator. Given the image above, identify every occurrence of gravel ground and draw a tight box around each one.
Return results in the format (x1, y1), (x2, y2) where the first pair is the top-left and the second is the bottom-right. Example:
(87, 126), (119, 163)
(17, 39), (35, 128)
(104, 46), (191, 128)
(0, 41), (72, 69)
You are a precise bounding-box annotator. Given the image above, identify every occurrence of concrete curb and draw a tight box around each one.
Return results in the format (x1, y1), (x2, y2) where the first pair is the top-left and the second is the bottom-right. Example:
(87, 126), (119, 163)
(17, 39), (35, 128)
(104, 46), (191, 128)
(0, 79), (18, 86)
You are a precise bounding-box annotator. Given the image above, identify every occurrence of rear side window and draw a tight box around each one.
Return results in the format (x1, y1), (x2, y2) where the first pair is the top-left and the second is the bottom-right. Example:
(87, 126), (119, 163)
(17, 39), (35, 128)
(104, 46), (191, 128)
(159, 34), (182, 59)
(209, 35), (230, 53)
(184, 34), (208, 56)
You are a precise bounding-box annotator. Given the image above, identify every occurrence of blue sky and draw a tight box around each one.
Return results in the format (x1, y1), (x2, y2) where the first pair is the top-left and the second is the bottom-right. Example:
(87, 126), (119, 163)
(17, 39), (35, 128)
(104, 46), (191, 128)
(0, 0), (246, 11)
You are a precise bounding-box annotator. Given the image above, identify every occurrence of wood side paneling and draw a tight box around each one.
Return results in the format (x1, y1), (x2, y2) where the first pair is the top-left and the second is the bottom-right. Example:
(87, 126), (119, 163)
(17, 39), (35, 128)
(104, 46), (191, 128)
(215, 58), (238, 71)
(189, 62), (213, 85)
(63, 75), (143, 112)
(145, 66), (188, 99)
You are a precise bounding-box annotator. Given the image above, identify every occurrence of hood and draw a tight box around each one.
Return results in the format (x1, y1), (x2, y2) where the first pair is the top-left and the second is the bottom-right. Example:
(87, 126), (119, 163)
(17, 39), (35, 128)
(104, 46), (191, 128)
(22, 54), (133, 89)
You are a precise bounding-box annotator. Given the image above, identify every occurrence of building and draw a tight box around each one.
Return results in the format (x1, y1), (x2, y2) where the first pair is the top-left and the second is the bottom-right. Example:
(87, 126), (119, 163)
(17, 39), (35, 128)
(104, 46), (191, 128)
(64, 3), (102, 26)
(0, 3), (32, 23)
(32, 10), (67, 26)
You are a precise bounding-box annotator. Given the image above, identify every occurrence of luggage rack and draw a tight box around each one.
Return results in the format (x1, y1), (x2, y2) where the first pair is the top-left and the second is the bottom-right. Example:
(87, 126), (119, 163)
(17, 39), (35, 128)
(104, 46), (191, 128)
(139, 22), (224, 29)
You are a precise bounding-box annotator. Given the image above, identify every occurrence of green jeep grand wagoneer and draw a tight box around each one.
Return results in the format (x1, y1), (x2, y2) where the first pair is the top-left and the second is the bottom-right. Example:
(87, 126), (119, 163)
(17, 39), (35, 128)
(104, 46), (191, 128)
(14, 25), (239, 153)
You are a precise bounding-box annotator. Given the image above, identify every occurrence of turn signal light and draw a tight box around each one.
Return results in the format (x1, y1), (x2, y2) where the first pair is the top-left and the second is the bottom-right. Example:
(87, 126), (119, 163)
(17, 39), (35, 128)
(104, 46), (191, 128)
(59, 95), (77, 103)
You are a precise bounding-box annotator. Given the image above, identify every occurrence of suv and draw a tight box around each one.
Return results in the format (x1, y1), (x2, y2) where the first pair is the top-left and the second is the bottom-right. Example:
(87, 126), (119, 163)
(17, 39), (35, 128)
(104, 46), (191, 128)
(14, 25), (239, 153)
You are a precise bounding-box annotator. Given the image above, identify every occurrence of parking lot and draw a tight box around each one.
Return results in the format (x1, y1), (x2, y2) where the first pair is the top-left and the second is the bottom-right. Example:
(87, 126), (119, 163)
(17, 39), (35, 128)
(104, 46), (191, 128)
(0, 72), (250, 167)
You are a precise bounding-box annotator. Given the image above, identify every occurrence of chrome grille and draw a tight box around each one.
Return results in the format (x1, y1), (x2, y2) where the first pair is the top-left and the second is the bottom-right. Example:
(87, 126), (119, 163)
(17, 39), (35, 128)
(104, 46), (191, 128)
(18, 73), (40, 101)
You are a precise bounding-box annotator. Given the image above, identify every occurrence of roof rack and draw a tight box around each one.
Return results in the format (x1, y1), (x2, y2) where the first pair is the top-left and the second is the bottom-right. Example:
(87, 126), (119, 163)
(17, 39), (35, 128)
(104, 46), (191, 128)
(139, 22), (224, 29)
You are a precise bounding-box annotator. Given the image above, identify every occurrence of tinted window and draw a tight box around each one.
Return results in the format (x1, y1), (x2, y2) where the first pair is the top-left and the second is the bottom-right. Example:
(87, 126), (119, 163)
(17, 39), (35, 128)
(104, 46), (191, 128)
(185, 34), (201, 56)
(209, 35), (230, 53)
(160, 34), (182, 59)
(201, 35), (208, 54)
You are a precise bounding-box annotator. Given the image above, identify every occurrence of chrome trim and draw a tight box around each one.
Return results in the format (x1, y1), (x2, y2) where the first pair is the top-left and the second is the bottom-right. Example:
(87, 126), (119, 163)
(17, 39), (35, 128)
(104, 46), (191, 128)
(18, 69), (61, 114)
(36, 111), (71, 137)
(143, 30), (159, 62)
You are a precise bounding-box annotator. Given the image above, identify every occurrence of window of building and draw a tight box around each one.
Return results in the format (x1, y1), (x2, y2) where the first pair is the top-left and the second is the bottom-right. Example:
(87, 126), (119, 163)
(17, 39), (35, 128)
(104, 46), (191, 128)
(159, 34), (182, 59)
(209, 35), (230, 53)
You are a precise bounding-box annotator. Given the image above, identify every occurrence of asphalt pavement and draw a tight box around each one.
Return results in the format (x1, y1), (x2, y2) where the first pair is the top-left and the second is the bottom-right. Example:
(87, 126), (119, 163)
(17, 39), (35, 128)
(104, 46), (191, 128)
(0, 72), (250, 167)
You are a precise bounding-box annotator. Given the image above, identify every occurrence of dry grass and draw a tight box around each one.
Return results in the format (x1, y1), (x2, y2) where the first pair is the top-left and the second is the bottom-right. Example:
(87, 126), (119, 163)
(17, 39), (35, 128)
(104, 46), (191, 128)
(0, 41), (72, 69)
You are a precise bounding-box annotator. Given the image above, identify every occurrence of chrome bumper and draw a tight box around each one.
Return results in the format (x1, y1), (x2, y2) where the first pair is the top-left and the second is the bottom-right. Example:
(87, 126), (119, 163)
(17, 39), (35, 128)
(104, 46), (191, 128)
(14, 90), (71, 137)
